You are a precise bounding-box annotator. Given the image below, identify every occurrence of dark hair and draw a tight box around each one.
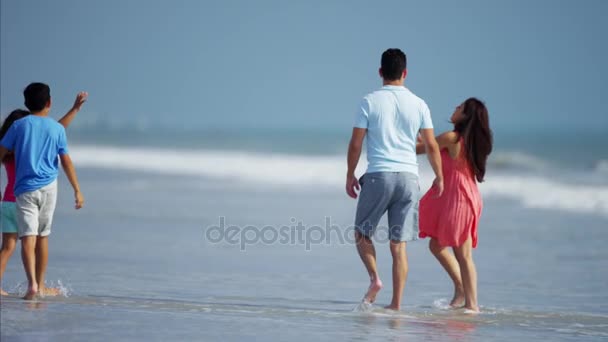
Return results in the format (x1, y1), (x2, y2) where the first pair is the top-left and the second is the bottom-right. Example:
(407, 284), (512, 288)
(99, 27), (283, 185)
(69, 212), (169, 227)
(380, 48), (407, 81)
(0, 109), (30, 161)
(23, 82), (51, 112)
(0, 109), (30, 141)
(453, 98), (493, 182)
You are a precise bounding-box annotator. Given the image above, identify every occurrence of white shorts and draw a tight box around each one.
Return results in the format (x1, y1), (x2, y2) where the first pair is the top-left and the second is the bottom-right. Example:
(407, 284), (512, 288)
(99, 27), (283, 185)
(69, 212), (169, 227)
(16, 180), (58, 238)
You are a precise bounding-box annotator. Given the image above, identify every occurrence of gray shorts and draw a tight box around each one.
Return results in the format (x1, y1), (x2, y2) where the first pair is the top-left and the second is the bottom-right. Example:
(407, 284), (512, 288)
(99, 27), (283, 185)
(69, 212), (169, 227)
(16, 180), (58, 238)
(355, 172), (420, 242)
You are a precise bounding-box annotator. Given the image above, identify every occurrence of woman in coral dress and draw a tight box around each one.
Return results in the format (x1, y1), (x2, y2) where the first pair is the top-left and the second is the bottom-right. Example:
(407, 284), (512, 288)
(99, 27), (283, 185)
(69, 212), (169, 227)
(417, 98), (493, 313)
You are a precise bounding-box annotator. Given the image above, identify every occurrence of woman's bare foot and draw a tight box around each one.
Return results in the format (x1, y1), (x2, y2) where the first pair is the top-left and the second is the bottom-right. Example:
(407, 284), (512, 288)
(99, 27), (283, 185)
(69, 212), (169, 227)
(384, 304), (400, 311)
(450, 287), (465, 308)
(0, 288), (9, 296)
(22, 284), (38, 300)
(362, 278), (383, 304)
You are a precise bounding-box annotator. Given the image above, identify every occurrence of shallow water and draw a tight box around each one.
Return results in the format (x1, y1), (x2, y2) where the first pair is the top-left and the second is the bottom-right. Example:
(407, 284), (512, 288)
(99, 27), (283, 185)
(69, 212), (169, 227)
(3, 293), (607, 341)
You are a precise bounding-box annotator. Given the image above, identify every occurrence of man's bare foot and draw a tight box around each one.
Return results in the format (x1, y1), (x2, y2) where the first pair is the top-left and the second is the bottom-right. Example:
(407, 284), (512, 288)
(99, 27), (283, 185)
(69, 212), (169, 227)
(22, 285), (38, 300)
(450, 287), (465, 308)
(362, 278), (383, 303)
(39, 287), (61, 297)
(384, 304), (400, 311)
(0, 288), (9, 296)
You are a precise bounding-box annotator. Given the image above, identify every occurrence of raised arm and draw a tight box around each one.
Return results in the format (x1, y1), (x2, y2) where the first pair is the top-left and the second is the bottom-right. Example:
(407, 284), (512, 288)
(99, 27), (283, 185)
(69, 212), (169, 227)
(58, 92), (88, 128)
(419, 128), (444, 196)
(346, 127), (366, 199)
(59, 153), (84, 209)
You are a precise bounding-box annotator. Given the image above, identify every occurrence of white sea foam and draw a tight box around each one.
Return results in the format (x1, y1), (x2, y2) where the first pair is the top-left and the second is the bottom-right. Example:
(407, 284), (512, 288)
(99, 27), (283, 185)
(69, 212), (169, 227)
(70, 145), (356, 186)
(478, 174), (608, 217)
(70, 145), (608, 217)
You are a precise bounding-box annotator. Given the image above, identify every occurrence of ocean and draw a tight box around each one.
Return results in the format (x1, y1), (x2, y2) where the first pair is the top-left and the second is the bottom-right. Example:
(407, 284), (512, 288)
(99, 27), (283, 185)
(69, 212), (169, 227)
(1, 127), (607, 341)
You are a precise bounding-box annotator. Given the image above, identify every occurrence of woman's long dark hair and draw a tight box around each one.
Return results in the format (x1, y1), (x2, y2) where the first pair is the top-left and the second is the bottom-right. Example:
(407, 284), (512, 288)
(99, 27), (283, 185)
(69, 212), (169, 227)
(0, 109), (30, 161)
(453, 98), (493, 182)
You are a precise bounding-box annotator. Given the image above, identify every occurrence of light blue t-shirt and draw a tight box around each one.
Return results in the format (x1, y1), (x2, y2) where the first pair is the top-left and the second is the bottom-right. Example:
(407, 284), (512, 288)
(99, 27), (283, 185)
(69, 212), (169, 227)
(0, 115), (68, 196)
(354, 85), (433, 176)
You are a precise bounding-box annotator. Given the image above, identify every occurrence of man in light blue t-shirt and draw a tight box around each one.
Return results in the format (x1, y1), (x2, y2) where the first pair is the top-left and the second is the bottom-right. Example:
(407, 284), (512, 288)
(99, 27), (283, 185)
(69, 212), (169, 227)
(346, 48), (444, 311)
(0, 82), (84, 300)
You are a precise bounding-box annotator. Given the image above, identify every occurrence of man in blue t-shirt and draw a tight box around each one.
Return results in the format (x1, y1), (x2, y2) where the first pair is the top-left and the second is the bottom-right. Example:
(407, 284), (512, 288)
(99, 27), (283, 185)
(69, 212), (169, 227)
(346, 49), (443, 311)
(0, 82), (84, 300)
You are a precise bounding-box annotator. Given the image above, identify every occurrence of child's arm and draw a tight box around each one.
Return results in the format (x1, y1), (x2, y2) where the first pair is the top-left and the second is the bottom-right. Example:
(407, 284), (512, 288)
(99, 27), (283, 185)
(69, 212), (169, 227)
(0, 123), (16, 162)
(0, 146), (7, 198)
(0, 146), (8, 162)
(59, 154), (84, 209)
(416, 131), (459, 154)
(58, 92), (88, 128)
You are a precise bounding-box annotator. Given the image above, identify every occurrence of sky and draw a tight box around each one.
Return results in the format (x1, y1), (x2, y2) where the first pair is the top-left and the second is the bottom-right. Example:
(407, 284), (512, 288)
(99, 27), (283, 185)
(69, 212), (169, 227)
(1, 0), (607, 135)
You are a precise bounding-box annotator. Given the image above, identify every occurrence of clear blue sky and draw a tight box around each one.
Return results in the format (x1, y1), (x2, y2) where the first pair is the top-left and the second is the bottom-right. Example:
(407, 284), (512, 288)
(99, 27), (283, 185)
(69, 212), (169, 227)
(1, 0), (607, 133)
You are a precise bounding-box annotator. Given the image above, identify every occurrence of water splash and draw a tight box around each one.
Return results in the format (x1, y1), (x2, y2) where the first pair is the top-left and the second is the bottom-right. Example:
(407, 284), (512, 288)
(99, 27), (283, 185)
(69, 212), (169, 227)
(432, 298), (451, 310)
(51, 279), (73, 297)
(353, 300), (374, 313)
(10, 280), (72, 298)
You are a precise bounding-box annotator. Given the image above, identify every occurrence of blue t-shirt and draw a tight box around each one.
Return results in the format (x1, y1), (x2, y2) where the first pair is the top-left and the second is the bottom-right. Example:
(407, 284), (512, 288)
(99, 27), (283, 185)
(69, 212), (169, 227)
(354, 85), (433, 176)
(0, 115), (68, 196)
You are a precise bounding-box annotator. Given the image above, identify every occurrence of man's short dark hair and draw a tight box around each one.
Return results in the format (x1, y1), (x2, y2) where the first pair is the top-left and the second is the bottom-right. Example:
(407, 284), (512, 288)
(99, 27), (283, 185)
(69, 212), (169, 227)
(23, 82), (51, 112)
(380, 49), (407, 81)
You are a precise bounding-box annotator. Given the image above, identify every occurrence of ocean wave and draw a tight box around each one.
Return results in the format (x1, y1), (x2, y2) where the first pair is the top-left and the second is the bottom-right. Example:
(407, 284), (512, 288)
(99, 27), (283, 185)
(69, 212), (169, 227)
(478, 175), (608, 217)
(70, 145), (608, 217)
(488, 151), (551, 171)
(595, 160), (608, 174)
(70, 145), (356, 186)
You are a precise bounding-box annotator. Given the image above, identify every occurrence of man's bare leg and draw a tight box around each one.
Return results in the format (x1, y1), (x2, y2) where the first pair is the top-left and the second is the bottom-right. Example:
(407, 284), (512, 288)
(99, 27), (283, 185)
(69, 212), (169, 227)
(429, 238), (465, 307)
(355, 231), (383, 303)
(20, 236), (38, 300)
(0, 233), (19, 295)
(385, 240), (407, 311)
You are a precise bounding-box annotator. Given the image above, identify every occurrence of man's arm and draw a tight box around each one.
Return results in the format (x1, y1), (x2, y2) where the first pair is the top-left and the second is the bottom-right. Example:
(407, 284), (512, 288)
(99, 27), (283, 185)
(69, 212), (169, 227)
(419, 128), (444, 196)
(346, 128), (366, 199)
(58, 92), (88, 128)
(416, 131), (458, 154)
(59, 154), (84, 209)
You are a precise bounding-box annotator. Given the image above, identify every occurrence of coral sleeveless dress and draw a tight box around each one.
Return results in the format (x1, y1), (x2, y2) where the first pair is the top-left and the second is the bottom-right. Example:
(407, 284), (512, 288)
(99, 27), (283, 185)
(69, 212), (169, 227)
(419, 139), (482, 248)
